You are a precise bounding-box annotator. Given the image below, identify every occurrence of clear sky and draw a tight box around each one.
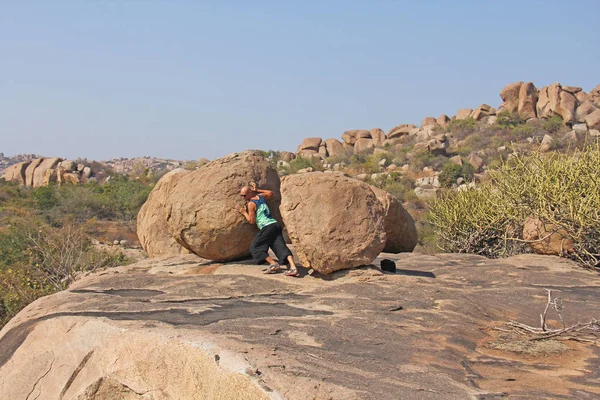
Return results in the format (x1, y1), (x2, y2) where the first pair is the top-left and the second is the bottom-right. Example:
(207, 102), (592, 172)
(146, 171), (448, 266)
(1, 1), (599, 161)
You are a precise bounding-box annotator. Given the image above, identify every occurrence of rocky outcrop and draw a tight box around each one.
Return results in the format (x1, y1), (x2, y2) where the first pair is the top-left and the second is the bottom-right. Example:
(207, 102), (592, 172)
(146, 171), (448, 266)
(575, 101), (598, 123)
(499, 81), (523, 113)
(137, 168), (190, 258)
(2, 156), (93, 187)
(280, 172), (386, 274)
(369, 128), (386, 148)
(370, 186), (417, 253)
(324, 138), (345, 158)
(2, 161), (30, 185)
(298, 137), (322, 152)
(341, 129), (370, 145)
(472, 104), (495, 121)
(25, 158), (44, 186)
(537, 83), (578, 124)
(165, 151), (280, 262)
(518, 82), (539, 120)
(353, 138), (374, 154)
(5, 251), (597, 399)
(585, 109), (600, 130)
(437, 114), (450, 127)
(455, 108), (473, 120)
(421, 117), (436, 127)
(387, 124), (416, 139)
(32, 157), (61, 187)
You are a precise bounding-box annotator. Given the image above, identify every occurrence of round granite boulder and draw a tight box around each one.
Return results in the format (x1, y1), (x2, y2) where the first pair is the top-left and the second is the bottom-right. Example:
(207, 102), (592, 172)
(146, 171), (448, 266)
(137, 168), (190, 258)
(370, 186), (417, 253)
(165, 151), (281, 261)
(280, 172), (386, 274)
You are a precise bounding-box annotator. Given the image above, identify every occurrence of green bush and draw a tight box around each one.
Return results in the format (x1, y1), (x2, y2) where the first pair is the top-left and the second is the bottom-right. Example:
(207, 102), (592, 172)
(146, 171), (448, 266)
(438, 161), (475, 188)
(447, 117), (477, 135)
(282, 156), (323, 175)
(513, 123), (534, 138)
(541, 115), (564, 133)
(31, 185), (59, 210)
(428, 143), (600, 268)
(496, 111), (525, 130)
(371, 172), (414, 201)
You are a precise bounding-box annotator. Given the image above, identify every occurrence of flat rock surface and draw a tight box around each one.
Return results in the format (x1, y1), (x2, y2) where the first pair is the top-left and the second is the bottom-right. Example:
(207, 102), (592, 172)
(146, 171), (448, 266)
(1, 252), (599, 399)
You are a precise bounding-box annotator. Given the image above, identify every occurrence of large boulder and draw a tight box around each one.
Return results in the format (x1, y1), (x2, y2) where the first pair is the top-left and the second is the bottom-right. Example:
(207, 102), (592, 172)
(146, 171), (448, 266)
(437, 114), (450, 127)
(341, 130), (370, 145)
(585, 109), (600, 131)
(518, 82), (539, 120)
(60, 160), (76, 171)
(472, 104), (494, 121)
(386, 124), (416, 139)
(369, 128), (386, 148)
(165, 151), (281, 261)
(537, 83), (577, 124)
(318, 143), (328, 157)
(575, 101), (598, 123)
(25, 158), (44, 187)
(354, 138), (374, 154)
(467, 153), (484, 172)
(280, 172), (386, 274)
(499, 81), (523, 113)
(279, 151), (296, 162)
(298, 137), (322, 152)
(370, 186), (417, 253)
(137, 169), (191, 258)
(455, 108), (473, 120)
(32, 157), (62, 187)
(421, 117), (437, 127)
(324, 138), (345, 158)
(2, 161), (30, 185)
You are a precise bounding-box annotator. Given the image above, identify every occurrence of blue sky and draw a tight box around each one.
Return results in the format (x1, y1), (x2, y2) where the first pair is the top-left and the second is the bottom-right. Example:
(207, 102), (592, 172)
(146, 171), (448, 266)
(1, 1), (599, 161)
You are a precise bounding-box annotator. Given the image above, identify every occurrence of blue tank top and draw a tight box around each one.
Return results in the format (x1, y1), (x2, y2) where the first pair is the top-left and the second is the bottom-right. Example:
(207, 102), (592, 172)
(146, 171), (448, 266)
(251, 196), (277, 230)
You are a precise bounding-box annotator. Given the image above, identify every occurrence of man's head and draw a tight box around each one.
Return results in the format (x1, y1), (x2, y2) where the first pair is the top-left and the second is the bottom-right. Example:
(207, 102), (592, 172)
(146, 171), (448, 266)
(240, 186), (254, 201)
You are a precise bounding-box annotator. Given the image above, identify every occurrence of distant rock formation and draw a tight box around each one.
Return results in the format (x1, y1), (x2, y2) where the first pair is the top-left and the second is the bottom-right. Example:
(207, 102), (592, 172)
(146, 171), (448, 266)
(2, 157), (88, 187)
(293, 81), (600, 157)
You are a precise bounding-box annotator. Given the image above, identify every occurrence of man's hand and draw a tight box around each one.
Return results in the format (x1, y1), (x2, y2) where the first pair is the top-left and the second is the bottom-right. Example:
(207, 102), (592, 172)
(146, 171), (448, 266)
(248, 181), (257, 192)
(235, 206), (246, 215)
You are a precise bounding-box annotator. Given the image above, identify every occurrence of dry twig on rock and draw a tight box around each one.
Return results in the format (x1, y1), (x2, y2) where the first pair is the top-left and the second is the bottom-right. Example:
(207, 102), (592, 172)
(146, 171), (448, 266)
(494, 289), (600, 345)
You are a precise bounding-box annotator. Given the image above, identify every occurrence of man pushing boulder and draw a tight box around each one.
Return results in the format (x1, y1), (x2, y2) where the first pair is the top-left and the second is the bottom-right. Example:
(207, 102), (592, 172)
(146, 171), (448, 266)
(236, 181), (300, 276)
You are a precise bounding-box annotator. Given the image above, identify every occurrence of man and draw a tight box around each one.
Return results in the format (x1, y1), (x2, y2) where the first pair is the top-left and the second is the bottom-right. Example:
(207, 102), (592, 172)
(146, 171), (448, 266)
(236, 182), (299, 276)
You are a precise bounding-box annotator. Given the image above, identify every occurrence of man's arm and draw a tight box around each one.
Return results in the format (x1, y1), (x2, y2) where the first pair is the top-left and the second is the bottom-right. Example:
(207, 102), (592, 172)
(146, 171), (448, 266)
(255, 188), (274, 200)
(238, 201), (257, 224)
(249, 181), (274, 200)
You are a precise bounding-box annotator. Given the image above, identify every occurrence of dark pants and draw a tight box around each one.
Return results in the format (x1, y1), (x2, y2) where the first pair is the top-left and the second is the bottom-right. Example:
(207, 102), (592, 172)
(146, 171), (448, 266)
(250, 223), (293, 265)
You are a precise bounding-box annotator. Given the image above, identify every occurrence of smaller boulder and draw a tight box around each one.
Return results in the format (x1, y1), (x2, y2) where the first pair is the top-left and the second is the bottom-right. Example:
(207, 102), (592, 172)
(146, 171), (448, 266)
(341, 130), (370, 145)
(523, 217), (574, 255)
(455, 108), (473, 120)
(437, 114), (450, 127)
(387, 124), (417, 139)
(421, 117), (437, 128)
(369, 128), (386, 148)
(585, 109), (600, 130)
(299, 137), (322, 152)
(539, 134), (555, 153)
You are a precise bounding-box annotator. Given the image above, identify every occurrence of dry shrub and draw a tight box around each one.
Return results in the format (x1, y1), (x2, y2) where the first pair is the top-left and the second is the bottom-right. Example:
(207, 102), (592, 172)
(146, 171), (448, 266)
(428, 141), (600, 269)
(0, 216), (125, 328)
